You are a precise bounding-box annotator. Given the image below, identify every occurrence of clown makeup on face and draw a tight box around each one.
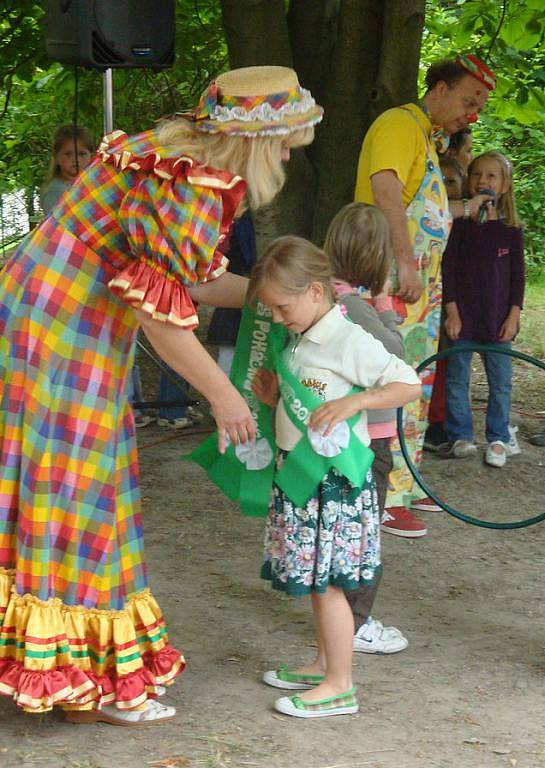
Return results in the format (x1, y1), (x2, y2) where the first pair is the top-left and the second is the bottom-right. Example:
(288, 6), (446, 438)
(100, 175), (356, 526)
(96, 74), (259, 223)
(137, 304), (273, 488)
(432, 75), (489, 135)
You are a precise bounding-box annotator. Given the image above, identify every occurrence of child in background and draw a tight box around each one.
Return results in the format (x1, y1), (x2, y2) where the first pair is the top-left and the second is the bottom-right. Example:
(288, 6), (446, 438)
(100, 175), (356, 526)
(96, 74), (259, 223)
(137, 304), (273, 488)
(442, 151), (524, 468)
(446, 127), (473, 172)
(324, 202), (409, 653)
(439, 155), (466, 201)
(40, 125), (94, 216)
(207, 211), (257, 376)
(424, 155), (467, 453)
(250, 236), (421, 718)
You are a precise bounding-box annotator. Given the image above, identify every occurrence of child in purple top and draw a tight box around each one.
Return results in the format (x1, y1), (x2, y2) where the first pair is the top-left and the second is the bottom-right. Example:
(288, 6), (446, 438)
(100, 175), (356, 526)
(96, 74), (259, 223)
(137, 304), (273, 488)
(442, 150), (524, 468)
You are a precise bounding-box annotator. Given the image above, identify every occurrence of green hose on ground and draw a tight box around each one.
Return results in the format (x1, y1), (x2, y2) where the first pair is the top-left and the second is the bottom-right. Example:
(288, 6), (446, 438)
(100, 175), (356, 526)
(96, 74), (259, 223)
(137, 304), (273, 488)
(396, 344), (545, 529)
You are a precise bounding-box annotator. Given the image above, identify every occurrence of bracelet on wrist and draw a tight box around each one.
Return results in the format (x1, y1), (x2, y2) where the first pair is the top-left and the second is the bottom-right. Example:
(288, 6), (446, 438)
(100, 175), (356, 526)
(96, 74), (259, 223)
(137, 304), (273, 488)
(462, 198), (470, 219)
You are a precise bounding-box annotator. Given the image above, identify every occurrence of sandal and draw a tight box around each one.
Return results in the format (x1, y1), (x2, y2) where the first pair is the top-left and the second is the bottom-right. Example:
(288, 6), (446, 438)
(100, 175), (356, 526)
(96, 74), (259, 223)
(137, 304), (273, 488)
(274, 687), (358, 718)
(64, 699), (176, 726)
(263, 664), (325, 690)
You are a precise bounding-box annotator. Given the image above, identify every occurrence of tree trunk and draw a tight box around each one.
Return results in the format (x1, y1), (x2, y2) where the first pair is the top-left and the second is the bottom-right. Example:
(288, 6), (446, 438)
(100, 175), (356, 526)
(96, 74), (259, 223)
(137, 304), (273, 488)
(370, 0), (425, 124)
(221, 0), (426, 248)
(310, 0), (385, 242)
(220, 0), (319, 249)
(221, 0), (292, 67)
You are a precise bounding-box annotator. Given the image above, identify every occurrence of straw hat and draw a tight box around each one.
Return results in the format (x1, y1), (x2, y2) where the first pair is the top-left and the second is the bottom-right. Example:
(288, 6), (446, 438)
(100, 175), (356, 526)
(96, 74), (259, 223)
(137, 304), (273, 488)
(189, 65), (324, 137)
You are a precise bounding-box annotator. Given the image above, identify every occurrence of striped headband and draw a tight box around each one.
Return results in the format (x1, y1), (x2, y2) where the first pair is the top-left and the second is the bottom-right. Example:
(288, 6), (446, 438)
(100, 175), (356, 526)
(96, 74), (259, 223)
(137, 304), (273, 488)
(457, 54), (496, 91)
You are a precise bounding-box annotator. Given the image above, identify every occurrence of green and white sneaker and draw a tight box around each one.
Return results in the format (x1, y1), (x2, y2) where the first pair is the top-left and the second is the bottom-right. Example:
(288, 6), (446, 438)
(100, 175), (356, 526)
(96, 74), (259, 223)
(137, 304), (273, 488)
(263, 664), (324, 690)
(274, 688), (358, 718)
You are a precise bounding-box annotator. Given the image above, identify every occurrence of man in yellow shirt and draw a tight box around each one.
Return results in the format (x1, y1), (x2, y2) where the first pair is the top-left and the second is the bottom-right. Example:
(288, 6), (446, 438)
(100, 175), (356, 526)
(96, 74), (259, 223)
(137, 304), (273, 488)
(355, 55), (495, 538)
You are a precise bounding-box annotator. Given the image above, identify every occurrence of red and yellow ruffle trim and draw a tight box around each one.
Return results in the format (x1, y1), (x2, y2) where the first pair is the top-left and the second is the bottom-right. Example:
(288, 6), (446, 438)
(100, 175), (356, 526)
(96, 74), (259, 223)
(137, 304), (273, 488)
(99, 129), (246, 328)
(0, 568), (184, 713)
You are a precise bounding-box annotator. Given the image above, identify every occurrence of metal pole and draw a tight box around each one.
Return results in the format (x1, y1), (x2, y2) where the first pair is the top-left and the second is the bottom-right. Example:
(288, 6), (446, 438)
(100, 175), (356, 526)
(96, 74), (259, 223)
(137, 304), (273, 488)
(103, 68), (114, 134)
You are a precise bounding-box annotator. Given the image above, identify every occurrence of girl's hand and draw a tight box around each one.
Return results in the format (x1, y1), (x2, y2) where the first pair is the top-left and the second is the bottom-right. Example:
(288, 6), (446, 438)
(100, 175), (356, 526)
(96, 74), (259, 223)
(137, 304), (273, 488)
(468, 193), (495, 219)
(211, 387), (256, 454)
(252, 368), (280, 407)
(498, 315), (520, 342)
(444, 303), (462, 341)
(309, 394), (362, 437)
(445, 314), (462, 341)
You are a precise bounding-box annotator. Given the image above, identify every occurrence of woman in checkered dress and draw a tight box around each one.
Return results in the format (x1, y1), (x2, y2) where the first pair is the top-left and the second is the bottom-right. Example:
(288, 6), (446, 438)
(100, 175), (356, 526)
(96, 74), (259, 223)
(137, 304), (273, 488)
(0, 66), (322, 725)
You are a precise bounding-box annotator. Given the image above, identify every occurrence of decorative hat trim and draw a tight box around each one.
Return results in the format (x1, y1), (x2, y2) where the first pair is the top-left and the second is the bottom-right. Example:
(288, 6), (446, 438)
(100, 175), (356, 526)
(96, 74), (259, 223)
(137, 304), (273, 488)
(186, 66), (324, 137)
(457, 54), (496, 91)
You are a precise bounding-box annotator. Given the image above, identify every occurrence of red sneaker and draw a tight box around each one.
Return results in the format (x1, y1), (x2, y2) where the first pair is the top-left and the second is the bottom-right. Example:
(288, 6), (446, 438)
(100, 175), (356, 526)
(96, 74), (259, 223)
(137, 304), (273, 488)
(381, 507), (427, 538)
(410, 496), (443, 513)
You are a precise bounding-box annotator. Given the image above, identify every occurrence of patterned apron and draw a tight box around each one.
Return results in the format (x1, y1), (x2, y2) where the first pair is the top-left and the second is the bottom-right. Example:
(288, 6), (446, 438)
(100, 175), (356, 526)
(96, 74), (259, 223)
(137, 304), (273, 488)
(386, 112), (452, 509)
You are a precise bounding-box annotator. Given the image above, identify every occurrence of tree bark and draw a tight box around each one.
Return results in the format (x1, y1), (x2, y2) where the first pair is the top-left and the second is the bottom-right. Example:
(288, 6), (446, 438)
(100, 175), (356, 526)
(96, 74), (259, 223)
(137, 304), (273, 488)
(311, 0), (385, 242)
(220, 0), (427, 248)
(221, 0), (292, 67)
(286, 0), (339, 107)
(370, 0), (426, 124)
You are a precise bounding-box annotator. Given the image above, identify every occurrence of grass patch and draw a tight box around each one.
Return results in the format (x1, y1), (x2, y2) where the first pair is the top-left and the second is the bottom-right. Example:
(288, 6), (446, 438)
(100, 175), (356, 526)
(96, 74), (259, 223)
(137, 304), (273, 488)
(518, 278), (545, 360)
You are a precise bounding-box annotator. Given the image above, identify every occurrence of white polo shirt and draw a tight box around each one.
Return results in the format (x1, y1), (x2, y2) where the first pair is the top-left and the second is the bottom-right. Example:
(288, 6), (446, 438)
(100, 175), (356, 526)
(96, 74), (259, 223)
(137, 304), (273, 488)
(275, 305), (420, 451)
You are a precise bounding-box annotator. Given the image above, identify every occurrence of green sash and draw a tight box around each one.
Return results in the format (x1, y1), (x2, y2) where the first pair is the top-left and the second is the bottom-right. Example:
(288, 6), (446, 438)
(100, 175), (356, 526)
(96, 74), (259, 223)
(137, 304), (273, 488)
(273, 350), (374, 507)
(186, 301), (286, 517)
(186, 303), (374, 515)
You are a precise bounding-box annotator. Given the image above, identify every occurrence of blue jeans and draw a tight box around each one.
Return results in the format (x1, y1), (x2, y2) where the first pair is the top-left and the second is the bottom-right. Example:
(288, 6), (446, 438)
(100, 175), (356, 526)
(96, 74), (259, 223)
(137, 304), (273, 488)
(159, 365), (189, 420)
(128, 364), (144, 413)
(445, 340), (512, 444)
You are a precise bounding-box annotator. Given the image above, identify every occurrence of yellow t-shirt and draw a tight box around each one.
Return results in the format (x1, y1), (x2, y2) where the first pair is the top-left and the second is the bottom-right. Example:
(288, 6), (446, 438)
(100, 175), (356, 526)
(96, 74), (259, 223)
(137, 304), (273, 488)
(354, 103), (439, 208)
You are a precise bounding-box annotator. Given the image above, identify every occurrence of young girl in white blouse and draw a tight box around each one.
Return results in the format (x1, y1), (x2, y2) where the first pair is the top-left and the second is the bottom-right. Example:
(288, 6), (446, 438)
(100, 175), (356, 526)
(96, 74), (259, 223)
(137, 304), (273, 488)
(249, 236), (421, 718)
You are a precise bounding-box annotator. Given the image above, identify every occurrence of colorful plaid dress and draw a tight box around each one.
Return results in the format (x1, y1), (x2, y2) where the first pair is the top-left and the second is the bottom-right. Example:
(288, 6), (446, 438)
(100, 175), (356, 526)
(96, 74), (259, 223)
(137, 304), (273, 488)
(0, 128), (246, 712)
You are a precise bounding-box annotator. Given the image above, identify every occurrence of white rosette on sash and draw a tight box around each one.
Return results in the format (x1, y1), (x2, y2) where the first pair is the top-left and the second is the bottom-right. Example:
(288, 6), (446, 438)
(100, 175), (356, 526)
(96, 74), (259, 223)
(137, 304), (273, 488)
(235, 437), (274, 470)
(307, 421), (350, 457)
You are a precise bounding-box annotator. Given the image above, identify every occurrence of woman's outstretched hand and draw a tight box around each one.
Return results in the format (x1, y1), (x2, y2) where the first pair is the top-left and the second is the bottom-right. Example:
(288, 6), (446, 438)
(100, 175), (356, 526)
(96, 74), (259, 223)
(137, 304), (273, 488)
(211, 387), (256, 454)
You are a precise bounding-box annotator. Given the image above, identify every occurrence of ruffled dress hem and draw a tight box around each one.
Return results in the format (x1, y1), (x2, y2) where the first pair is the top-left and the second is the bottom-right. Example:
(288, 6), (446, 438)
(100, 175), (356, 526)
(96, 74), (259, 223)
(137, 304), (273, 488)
(0, 568), (184, 713)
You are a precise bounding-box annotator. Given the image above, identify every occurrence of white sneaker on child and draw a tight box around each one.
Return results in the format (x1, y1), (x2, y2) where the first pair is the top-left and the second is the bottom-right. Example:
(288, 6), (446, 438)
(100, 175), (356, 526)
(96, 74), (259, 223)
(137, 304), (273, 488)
(353, 617), (408, 654)
(485, 441), (507, 468)
(507, 425), (521, 456)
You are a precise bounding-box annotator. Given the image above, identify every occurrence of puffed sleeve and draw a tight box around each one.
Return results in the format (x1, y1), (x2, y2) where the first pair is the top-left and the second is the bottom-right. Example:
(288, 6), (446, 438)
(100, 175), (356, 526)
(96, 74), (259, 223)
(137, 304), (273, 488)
(99, 130), (246, 328)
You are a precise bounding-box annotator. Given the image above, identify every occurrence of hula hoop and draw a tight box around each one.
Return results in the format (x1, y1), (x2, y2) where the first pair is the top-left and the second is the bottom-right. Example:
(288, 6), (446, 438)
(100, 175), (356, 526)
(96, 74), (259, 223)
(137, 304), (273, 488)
(396, 343), (545, 529)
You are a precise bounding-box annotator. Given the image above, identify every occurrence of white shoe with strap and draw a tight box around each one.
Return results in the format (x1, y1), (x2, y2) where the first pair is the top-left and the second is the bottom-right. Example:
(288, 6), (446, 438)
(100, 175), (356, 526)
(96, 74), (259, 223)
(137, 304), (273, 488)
(64, 698), (176, 726)
(353, 617), (408, 654)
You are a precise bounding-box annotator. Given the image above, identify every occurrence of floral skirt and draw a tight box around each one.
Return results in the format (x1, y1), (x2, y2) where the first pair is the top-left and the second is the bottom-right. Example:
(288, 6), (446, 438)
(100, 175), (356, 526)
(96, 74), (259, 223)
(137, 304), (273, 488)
(261, 455), (381, 596)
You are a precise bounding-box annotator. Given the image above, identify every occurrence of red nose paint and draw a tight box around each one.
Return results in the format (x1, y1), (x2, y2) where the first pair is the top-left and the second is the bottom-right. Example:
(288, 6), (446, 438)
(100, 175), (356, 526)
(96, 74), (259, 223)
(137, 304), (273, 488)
(469, 113), (478, 123)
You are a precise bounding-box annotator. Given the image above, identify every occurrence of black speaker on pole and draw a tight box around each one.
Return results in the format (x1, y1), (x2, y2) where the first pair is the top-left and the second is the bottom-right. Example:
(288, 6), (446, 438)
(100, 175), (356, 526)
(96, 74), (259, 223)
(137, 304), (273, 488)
(46, 0), (175, 69)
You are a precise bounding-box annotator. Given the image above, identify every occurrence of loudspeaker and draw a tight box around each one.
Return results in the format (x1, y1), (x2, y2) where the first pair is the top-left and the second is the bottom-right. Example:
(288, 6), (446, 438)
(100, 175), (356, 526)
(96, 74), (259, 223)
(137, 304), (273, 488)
(46, 0), (175, 69)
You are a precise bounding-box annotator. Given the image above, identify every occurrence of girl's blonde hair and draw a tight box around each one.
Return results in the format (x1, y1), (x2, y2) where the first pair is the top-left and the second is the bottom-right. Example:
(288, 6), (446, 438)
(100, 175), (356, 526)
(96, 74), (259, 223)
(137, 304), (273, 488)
(45, 124), (95, 184)
(158, 118), (314, 210)
(324, 202), (393, 295)
(247, 235), (334, 305)
(469, 150), (520, 228)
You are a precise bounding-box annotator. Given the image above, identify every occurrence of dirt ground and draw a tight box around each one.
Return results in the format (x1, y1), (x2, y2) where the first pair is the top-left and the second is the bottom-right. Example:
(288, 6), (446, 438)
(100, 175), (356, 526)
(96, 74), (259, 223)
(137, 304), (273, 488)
(1, 347), (544, 768)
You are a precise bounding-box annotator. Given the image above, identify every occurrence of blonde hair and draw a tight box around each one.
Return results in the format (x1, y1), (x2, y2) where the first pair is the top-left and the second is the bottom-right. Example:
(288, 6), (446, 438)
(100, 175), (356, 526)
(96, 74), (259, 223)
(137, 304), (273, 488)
(158, 118), (314, 210)
(324, 203), (393, 295)
(469, 150), (520, 228)
(247, 235), (334, 305)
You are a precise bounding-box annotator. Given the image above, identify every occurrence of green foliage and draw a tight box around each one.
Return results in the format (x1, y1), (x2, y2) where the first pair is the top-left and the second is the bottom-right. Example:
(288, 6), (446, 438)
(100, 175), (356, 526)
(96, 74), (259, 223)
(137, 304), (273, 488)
(0, 1), (226, 200)
(423, 0), (545, 279)
(1, 0), (544, 280)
